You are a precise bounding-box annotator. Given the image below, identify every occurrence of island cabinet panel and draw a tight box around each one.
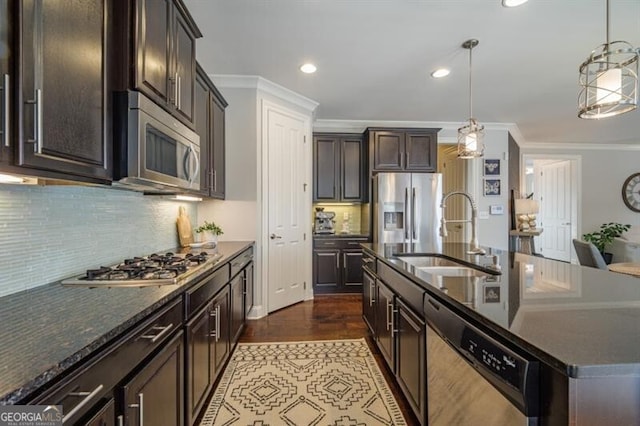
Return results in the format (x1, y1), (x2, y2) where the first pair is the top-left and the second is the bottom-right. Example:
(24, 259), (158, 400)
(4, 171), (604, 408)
(362, 270), (376, 334)
(396, 298), (426, 424)
(230, 273), (245, 344)
(185, 304), (212, 426)
(13, 0), (111, 183)
(375, 280), (395, 369)
(313, 133), (366, 203)
(367, 128), (439, 174)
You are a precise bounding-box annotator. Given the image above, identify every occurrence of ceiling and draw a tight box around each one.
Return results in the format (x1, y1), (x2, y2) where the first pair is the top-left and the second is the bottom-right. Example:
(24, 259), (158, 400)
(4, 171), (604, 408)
(185, 0), (640, 145)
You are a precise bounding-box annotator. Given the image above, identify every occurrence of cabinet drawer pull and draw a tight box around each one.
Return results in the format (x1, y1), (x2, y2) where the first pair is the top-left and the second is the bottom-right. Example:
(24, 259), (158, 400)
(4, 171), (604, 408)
(128, 392), (144, 425)
(62, 384), (104, 423)
(140, 323), (174, 343)
(1, 74), (8, 147)
(209, 305), (221, 341)
(369, 281), (375, 307)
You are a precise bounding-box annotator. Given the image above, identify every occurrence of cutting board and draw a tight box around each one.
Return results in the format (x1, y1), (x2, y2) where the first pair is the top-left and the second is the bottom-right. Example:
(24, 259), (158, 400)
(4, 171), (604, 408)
(176, 206), (194, 247)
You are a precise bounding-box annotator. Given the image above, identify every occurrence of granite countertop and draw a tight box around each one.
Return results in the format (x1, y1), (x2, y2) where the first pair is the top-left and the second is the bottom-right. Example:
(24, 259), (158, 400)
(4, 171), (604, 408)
(362, 242), (640, 378)
(0, 241), (254, 404)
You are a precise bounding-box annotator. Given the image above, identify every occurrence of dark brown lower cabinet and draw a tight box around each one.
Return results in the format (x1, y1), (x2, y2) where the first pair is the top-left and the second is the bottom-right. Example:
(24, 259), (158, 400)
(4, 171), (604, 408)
(375, 280), (395, 368)
(244, 263), (254, 318)
(230, 272), (244, 344)
(84, 398), (115, 426)
(396, 298), (426, 424)
(211, 286), (230, 380)
(186, 304), (212, 426)
(313, 238), (367, 294)
(362, 270), (376, 334)
(121, 330), (184, 426)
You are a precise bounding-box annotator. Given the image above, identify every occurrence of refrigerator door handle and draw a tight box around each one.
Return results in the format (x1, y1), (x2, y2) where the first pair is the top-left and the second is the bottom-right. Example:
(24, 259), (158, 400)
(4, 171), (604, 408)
(412, 187), (417, 240)
(404, 187), (409, 240)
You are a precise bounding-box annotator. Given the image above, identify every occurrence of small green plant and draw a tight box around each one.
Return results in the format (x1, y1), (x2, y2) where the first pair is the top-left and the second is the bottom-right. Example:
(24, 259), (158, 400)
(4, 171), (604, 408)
(195, 220), (224, 236)
(582, 222), (630, 253)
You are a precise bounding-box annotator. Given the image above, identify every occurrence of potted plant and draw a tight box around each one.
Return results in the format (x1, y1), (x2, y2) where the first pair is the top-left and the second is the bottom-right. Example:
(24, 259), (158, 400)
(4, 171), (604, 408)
(195, 220), (224, 246)
(582, 222), (630, 264)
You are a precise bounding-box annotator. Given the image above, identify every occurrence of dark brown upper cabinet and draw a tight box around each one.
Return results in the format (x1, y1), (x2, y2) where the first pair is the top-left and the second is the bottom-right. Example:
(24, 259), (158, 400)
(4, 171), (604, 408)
(313, 133), (366, 203)
(367, 128), (439, 174)
(0, 0), (112, 184)
(115, 0), (201, 129)
(194, 64), (227, 199)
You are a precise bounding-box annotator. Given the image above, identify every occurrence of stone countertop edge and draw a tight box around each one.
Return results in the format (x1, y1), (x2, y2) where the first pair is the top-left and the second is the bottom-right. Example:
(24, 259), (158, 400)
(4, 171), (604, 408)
(361, 243), (640, 379)
(0, 240), (254, 405)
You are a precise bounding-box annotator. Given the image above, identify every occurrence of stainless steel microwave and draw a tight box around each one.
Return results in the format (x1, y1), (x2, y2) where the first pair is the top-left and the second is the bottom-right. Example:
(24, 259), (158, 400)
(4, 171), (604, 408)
(113, 91), (200, 193)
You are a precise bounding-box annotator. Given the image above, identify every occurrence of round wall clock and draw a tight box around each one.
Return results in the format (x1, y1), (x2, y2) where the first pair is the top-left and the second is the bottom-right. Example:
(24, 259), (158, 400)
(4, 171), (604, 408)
(622, 173), (640, 212)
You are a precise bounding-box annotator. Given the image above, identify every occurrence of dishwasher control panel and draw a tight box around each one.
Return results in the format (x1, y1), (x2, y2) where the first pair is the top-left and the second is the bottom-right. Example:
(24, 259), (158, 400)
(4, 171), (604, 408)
(461, 327), (525, 391)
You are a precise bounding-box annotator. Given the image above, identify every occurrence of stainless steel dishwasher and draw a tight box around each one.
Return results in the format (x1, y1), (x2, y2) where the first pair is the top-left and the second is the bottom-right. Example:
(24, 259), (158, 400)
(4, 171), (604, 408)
(424, 295), (539, 425)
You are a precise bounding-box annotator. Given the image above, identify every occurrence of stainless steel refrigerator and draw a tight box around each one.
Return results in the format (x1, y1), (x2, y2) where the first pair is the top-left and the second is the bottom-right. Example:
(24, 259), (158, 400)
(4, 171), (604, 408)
(373, 173), (442, 247)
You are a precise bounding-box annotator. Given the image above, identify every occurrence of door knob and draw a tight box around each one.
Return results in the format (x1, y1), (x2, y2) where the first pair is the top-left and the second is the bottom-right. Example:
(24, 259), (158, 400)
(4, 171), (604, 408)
(270, 233), (282, 240)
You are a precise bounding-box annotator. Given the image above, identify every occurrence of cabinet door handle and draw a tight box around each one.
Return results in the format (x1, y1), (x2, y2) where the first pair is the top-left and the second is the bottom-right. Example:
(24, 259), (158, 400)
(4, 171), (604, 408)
(336, 254), (340, 269)
(63, 384), (104, 423)
(174, 73), (179, 106)
(369, 280), (375, 307)
(117, 415), (124, 426)
(26, 89), (43, 153)
(343, 253), (347, 268)
(391, 308), (398, 338)
(140, 323), (174, 343)
(213, 169), (217, 192)
(177, 75), (182, 110)
(1, 74), (8, 147)
(412, 187), (417, 240)
(128, 392), (144, 426)
(386, 300), (392, 331)
(216, 305), (221, 342)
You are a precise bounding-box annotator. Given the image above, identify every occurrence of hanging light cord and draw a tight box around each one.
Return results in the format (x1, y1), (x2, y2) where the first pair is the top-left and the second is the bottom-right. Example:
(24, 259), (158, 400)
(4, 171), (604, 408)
(468, 43), (473, 121)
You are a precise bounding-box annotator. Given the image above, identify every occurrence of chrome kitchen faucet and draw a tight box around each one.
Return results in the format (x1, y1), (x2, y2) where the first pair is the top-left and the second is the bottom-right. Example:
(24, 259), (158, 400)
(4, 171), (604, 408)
(440, 191), (486, 255)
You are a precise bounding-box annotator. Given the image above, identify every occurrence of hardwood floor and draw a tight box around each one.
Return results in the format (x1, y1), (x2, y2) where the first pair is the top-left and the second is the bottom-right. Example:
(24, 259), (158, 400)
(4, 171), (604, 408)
(239, 294), (421, 425)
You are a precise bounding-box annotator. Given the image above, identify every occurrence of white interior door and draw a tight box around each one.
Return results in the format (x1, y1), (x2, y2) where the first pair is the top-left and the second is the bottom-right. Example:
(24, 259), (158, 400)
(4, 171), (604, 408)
(266, 106), (307, 313)
(537, 160), (573, 262)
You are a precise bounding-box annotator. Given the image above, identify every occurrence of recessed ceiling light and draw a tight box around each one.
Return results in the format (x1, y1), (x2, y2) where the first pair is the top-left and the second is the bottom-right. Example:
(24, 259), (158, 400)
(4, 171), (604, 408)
(431, 68), (450, 78)
(300, 63), (317, 74)
(502, 0), (529, 7)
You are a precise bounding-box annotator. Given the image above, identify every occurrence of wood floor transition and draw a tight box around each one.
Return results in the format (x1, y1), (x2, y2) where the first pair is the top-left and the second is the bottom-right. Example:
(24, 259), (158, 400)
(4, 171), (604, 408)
(239, 294), (420, 425)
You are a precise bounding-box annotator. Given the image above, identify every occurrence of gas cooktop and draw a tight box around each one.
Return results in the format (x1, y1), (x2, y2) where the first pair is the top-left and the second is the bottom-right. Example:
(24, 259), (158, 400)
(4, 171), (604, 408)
(61, 251), (222, 288)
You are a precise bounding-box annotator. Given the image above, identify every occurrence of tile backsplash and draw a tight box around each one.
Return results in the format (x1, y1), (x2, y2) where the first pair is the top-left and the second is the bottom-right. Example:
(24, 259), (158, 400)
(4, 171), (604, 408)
(0, 185), (197, 297)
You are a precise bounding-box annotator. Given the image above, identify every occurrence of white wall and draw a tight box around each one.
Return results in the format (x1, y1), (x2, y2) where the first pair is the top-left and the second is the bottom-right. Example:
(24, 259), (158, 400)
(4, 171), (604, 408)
(521, 144), (640, 236)
(198, 87), (258, 242)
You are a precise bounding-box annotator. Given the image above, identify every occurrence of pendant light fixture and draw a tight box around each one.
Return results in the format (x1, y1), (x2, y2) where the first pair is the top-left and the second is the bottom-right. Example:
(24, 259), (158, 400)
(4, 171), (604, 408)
(457, 39), (484, 159)
(578, 0), (638, 119)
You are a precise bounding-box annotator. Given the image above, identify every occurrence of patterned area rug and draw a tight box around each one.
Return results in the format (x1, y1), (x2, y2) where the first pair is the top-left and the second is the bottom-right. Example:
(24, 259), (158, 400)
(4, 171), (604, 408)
(199, 339), (407, 426)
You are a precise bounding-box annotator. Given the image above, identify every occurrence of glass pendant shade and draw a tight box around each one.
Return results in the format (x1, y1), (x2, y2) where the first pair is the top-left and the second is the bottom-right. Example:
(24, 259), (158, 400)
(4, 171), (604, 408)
(579, 41), (638, 118)
(457, 118), (485, 159)
(578, 0), (639, 119)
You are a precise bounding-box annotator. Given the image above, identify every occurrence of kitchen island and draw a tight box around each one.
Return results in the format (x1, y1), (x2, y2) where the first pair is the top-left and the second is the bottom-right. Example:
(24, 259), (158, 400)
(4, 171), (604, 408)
(362, 242), (640, 425)
(0, 241), (253, 424)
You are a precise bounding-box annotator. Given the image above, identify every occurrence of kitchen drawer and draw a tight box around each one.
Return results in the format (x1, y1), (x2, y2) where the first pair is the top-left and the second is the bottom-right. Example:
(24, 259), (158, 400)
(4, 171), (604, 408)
(313, 238), (369, 249)
(185, 264), (230, 318)
(362, 250), (376, 275)
(230, 247), (254, 279)
(32, 298), (183, 424)
(377, 261), (425, 315)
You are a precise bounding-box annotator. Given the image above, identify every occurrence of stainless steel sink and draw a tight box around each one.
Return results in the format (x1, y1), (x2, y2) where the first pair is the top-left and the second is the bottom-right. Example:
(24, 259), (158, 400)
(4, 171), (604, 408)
(394, 255), (494, 277)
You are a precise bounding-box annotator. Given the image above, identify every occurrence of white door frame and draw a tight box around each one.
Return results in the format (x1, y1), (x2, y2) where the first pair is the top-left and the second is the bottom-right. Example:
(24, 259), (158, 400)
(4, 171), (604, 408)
(258, 98), (313, 315)
(521, 154), (582, 264)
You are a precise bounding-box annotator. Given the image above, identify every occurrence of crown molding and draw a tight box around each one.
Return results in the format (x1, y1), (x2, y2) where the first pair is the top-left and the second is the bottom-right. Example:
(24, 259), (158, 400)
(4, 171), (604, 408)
(211, 74), (319, 113)
(313, 119), (516, 134)
(518, 141), (640, 151)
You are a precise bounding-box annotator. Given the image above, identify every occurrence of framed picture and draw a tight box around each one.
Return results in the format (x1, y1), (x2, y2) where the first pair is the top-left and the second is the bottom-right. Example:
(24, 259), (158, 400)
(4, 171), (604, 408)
(483, 159), (501, 176)
(484, 179), (501, 196)
(483, 285), (501, 303)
